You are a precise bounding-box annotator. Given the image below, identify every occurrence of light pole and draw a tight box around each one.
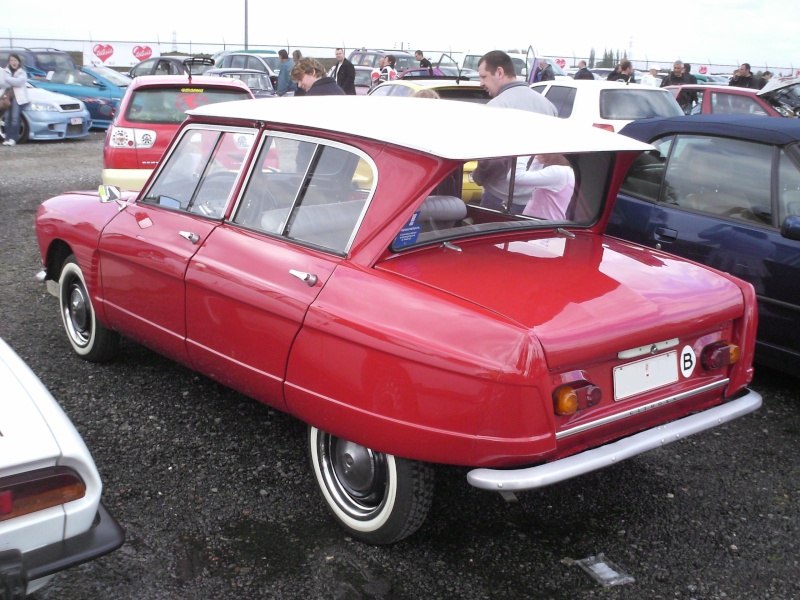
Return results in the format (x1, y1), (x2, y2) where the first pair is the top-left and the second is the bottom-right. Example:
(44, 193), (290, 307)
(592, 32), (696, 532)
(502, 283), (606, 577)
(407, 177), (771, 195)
(244, 0), (249, 50)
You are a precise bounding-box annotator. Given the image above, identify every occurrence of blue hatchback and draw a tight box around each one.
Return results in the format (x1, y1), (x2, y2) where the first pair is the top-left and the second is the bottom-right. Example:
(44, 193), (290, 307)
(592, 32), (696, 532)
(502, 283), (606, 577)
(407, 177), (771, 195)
(608, 114), (800, 376)
(31, 66), (129, 129)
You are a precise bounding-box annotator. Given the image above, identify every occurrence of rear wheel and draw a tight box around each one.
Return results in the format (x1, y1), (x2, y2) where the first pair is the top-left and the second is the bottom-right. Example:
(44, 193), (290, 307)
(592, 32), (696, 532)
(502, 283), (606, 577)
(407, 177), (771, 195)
(309, 426), (434, 544)
(58, 255), (120, 362)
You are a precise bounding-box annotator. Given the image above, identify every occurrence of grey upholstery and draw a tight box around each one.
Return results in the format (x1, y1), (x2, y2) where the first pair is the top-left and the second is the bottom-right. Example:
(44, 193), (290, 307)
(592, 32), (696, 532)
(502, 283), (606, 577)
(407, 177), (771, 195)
(259, 200), (366, 251)
(417, 195), (468, 231)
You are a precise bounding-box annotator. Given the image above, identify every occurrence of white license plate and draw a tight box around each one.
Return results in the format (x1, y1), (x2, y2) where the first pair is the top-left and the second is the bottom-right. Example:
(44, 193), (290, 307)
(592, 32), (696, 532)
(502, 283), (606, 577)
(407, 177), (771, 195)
(613, 351), (678, 401)
(70, 117), (83, 125)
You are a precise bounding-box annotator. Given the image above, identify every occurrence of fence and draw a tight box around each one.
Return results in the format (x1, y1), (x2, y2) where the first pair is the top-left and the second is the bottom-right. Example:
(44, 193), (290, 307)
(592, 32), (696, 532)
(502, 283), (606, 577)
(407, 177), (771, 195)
(3, 36), (797, 77)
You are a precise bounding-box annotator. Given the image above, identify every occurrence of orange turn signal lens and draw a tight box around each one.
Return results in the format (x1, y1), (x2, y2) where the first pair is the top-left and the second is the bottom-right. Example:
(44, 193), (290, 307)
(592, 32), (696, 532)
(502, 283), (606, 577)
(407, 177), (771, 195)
(0, 467), (86, 522)
(701, 342), (741, 370)
(554, 386), (579, 416)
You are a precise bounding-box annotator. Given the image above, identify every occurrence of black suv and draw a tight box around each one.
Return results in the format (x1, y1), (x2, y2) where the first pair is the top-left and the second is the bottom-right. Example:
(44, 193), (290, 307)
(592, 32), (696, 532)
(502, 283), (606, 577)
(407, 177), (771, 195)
(0, 47), (76, 77)
(347, 49), (418, 73)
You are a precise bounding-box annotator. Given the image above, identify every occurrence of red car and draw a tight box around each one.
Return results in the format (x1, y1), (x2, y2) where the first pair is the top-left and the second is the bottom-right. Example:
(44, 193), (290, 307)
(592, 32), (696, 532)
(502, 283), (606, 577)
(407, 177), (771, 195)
(666, 83), (785, 117)
(36, 97), (761, 544)
(102, 74), (253, 191)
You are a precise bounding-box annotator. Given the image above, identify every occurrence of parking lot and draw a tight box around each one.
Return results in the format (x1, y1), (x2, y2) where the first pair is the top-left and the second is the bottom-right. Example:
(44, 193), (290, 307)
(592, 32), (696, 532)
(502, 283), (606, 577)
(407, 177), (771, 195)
(1, 134), (798, 599)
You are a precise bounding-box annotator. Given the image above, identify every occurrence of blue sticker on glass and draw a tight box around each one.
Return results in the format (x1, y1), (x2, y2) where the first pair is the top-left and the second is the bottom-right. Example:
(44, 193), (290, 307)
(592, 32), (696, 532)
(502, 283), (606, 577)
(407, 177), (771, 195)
(394, 211), (422, 248)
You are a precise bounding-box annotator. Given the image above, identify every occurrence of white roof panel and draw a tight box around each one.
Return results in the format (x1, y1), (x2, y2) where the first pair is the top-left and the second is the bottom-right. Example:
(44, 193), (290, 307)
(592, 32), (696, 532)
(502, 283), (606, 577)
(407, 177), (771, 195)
(189, 96), (652, 160)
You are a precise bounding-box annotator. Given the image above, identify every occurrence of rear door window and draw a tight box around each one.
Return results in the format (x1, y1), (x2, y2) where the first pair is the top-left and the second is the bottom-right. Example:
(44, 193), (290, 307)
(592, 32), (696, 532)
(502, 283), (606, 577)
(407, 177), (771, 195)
(543, 85), (576, 118)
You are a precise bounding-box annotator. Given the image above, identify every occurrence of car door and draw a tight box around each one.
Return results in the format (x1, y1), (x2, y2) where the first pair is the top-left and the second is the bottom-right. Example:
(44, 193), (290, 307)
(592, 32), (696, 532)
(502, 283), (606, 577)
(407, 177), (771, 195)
(183, 133), (375, 410)
(98, 127), (256, 365)
(613, 133), (800, 365)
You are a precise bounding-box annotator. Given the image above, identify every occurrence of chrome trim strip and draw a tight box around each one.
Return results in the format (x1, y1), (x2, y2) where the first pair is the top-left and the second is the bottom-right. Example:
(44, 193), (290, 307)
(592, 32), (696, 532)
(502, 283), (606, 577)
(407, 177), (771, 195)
(467, 389), (761, 492)
(556, 379), (729, 440)
(618, 337), (678, 360)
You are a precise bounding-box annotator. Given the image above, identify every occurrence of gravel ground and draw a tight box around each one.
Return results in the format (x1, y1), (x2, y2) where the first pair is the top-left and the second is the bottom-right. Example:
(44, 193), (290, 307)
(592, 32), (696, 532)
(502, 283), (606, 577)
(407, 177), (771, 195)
(1, 134), (798, 600)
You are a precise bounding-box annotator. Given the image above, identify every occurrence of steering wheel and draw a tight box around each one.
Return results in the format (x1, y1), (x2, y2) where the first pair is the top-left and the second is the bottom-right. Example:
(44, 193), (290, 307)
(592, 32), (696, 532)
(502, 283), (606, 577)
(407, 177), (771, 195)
(192, 175), (236, 218)
(236, 187), (278, 228)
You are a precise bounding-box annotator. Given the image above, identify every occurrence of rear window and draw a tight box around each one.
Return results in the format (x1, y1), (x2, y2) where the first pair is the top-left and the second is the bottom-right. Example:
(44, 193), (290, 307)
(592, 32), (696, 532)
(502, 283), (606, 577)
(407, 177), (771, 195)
(599, 89), (683, 120)
(125, 87), (251, 124)
(34, 52), (76, 72)
(435, 88), (490, 102)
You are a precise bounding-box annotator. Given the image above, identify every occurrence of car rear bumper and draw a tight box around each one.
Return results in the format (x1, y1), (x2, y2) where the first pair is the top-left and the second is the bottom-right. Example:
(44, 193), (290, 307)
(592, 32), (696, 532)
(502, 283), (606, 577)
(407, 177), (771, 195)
(467, 389), (762, 492)
(0, 502), (124, 599)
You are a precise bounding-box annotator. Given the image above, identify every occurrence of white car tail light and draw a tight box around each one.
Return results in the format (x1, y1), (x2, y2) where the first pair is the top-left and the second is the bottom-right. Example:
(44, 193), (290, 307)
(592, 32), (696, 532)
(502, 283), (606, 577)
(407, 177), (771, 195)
(107, 126), (157, 149)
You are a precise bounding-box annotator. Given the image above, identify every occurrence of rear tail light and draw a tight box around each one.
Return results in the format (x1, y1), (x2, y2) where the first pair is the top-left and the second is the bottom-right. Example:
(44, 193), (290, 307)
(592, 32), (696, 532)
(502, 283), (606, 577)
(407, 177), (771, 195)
(592, 123), (616, 132)
(107, 126), (157, 149)
(701, 341), (740, 370)
(0, 467), (86, 522)
(553, 383), (602, 416)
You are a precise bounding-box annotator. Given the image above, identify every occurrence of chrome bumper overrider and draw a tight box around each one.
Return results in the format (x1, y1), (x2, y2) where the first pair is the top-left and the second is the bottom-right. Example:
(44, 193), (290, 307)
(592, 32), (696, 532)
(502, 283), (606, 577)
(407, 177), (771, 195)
(467, 389), (762, 492)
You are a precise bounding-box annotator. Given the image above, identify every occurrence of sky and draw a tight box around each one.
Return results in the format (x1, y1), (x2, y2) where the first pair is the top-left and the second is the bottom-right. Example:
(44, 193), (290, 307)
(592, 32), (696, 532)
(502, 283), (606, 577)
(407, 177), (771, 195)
(2, 0), (798, 73)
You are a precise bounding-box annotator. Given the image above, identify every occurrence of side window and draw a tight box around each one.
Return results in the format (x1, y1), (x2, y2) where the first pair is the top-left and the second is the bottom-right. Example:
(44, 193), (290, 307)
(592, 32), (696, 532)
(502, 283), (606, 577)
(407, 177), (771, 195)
(778, 149), (800, 223)
(369, 84), (392, 97)
(233, 136), (373, 253)
(141, 128), (255, 217)
(711, 92), (768, 116)
(665, 135), (772, 224)
(389, 86), (413, 97)
(133, 58), (155, 75)
(688, 90), (704, 115)
(620, 136), (673, 201)
(543, 86), (576, 118)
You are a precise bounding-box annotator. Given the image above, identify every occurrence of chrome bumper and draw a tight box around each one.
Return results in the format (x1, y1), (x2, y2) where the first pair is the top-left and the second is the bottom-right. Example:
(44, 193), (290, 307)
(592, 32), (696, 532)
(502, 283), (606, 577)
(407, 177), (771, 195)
(467, 389), (762, 492)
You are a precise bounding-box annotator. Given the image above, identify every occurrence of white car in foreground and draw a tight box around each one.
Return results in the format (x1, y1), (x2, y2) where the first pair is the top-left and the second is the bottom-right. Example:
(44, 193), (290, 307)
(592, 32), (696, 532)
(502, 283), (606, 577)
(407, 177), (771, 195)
(531, 79), (684, 132)
(0, 338), (124, 597)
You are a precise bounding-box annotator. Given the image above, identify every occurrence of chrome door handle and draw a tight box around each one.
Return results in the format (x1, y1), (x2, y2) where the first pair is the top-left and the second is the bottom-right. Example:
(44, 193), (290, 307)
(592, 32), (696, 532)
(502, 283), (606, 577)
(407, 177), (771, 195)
(179, 231), (200, 244)
(289, 269), (318, 287)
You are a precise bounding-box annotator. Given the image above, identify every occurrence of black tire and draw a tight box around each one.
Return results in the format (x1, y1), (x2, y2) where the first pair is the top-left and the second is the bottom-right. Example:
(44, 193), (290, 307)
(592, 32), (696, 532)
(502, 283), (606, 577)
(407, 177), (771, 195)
(0, 113), (29, 144)
(58, 255), (120, 362)
(309, 426), (434, 544)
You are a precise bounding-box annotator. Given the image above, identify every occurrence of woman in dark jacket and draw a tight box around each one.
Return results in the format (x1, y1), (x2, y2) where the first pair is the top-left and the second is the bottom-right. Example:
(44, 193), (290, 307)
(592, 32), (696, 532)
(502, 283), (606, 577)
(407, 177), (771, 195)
(291, 58), (345, 96)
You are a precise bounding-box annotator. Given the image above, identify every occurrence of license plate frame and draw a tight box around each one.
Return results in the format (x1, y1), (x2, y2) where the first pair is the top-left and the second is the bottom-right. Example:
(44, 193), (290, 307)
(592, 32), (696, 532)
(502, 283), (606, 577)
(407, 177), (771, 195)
(613, 351), (678, 401)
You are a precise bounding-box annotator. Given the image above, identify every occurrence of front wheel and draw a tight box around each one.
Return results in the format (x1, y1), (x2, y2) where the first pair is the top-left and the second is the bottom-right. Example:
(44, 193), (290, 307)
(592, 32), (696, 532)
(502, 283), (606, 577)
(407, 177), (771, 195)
(58, 255), (120, 362)
(309, 426), (434, 544)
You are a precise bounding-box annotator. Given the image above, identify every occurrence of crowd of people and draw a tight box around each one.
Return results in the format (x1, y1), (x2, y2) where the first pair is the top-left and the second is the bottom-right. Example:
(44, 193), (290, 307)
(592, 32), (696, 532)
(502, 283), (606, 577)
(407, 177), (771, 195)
(273, 47), (433, 96)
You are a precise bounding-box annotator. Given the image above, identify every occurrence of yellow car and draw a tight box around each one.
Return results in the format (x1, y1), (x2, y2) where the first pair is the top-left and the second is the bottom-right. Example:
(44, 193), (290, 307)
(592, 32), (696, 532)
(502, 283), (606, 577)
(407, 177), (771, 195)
(368, 77), (489, 203)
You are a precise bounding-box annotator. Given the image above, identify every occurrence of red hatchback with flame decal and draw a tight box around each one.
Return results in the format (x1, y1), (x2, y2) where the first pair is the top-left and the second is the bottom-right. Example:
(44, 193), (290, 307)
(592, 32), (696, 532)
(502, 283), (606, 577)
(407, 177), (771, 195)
(102, 75), (253, 191)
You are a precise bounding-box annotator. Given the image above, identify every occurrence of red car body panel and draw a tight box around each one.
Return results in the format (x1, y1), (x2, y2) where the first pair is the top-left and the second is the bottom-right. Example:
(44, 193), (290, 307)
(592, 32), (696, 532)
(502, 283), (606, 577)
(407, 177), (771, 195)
(666, 84), (782, 117)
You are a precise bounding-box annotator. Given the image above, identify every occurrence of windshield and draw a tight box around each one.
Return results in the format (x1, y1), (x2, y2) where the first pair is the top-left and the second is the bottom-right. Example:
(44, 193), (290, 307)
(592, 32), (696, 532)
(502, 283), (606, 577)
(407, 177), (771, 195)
(599, 89), (684, 120)
(391, 152), (614, 251)
(354, 70), (373, 86)
(86, 66), (130, 86)
(393, 55), (418, 72)
(126, 87), (252, 124)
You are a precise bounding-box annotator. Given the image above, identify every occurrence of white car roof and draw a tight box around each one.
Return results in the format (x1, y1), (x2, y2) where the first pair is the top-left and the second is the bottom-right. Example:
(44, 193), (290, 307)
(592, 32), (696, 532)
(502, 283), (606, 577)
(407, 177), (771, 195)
(758, 75), (800, 96)
(533, 79), (665, 91)
(190, 96), (651, 159)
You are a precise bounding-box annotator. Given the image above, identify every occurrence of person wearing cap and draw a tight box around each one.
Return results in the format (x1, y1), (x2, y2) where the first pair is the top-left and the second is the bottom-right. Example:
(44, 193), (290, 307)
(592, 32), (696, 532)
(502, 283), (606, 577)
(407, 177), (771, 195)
(640, 65), (661, 87)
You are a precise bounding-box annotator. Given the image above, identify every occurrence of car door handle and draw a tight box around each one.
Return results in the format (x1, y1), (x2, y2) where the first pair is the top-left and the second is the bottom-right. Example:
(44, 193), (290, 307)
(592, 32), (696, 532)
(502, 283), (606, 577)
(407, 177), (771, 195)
(653, 227), (677, 242)
(289, 269), (318, 287)
(179, 231), (200, 244)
